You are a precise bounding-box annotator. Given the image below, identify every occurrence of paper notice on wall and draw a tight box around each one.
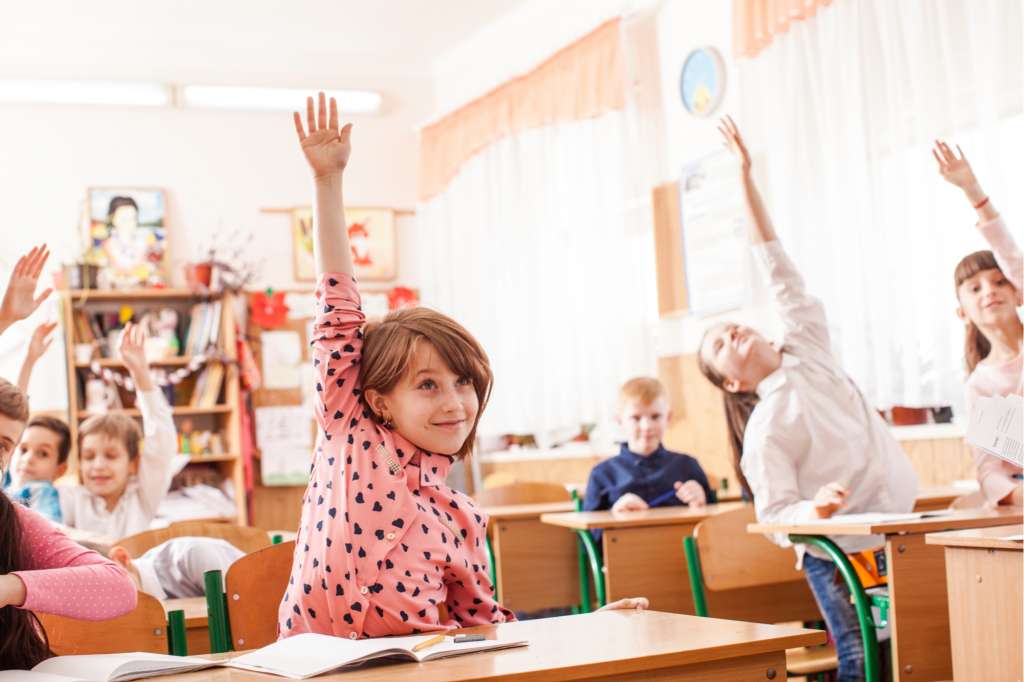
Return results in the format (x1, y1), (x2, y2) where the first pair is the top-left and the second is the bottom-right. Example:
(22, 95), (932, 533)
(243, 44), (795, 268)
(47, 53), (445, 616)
(679, 150), (751, 315)
(261, 330), (302, 389)
(966, 394), (1023, 467)
(256, 405), (314, 485)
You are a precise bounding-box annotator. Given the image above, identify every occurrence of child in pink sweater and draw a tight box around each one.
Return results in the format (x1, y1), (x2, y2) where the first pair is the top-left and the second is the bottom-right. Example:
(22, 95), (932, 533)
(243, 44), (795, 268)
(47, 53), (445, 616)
(936, 142), (1023, 505)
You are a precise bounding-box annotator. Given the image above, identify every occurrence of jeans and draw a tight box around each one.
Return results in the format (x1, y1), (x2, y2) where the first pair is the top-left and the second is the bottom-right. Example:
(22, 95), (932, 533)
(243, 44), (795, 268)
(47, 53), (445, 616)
(803, 553), (868, 682)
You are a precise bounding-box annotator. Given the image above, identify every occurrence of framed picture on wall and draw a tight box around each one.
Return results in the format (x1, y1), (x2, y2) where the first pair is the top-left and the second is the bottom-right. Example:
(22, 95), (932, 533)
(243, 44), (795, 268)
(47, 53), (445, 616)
(85, 187), (167, 288)
(290, 206), (397, 282)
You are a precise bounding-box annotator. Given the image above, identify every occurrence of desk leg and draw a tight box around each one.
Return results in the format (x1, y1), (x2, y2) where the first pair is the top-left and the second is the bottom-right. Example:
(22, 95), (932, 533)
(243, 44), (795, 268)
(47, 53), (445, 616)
(603, 523), (696, 613)
(885, 533), (951, 681)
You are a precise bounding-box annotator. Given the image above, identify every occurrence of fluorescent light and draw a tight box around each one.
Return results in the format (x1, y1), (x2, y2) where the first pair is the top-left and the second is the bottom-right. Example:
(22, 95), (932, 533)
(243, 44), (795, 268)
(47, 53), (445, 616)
(0, 79), (170, 106)
(181, 86), (382, 114)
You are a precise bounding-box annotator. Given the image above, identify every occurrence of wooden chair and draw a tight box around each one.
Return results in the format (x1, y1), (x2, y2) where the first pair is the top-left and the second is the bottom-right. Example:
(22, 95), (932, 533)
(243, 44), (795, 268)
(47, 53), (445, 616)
(37, 591), (187, 655)
(683, 505), (838, 680)
(115, 521), (274, 557)
(949, 491), (986, 509)
(474, 481), (571, 506)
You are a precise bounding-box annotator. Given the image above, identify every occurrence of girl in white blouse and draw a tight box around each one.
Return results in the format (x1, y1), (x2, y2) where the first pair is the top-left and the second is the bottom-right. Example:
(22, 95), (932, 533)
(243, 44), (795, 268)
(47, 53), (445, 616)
(697, 117), (918, 682)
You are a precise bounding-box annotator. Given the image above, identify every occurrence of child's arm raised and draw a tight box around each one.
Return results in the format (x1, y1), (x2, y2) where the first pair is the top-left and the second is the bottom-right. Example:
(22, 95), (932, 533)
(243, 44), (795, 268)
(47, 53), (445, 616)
(718, 117), (829, 350)
(934, 141), (1022, 295)
(120, 323), (176, 519)
(0, 245), (52, 338)
(16, 321), (57, 393)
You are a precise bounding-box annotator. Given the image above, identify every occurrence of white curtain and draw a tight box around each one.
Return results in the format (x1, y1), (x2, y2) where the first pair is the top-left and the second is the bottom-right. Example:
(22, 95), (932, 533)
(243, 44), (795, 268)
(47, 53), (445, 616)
(737, 0), (1024, 413)
(415, 111), (658, 437)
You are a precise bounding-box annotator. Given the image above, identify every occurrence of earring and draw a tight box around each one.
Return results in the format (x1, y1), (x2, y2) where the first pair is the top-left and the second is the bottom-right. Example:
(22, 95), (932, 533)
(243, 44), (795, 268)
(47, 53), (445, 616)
(382, 413), (394, 428)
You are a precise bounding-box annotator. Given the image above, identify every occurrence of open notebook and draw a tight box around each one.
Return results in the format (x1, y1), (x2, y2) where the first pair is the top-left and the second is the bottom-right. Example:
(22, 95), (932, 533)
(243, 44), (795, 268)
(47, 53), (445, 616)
(228, 632), (529, 679)
(0, 652), (219, 682)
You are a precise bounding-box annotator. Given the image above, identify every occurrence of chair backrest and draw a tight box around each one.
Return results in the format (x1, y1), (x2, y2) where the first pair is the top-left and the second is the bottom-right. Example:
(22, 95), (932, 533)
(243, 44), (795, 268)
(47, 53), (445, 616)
(116, 521), (273, 557)
(949, 491), (986, 509)
(692, 505), (821, 623)
(474, 481), (572, 506)
(38, 591), (168, 655)
(224, 540), (295, 650)
(481, 471), (519, 489)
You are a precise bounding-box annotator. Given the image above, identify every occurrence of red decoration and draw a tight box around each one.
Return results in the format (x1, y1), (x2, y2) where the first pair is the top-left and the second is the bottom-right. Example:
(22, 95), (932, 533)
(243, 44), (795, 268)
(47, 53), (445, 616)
(388, 286), (419, 310)
(250, 290), (289, 329)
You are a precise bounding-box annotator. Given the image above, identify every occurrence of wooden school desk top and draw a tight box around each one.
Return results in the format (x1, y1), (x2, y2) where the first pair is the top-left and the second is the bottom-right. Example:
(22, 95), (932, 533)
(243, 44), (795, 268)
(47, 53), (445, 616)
(540, 501), (746, 531)
(482, 500), (575, 521)
(747, 507), (1023, 537)
(159, 610), (825, 681)
(925, 523), (1024, 551)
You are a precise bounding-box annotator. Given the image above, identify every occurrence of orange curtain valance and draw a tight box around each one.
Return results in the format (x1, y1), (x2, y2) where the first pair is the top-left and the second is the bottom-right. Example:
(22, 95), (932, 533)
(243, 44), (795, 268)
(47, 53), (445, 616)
(733, 0), (833, 59)
(418, 18), (625, 202)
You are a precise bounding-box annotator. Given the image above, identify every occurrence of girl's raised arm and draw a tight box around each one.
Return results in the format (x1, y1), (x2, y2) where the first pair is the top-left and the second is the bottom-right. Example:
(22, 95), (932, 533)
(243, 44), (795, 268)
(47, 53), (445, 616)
(718, 116), (778, 245)
(294, 92), (355, 278)
(932, 141), (999, 224)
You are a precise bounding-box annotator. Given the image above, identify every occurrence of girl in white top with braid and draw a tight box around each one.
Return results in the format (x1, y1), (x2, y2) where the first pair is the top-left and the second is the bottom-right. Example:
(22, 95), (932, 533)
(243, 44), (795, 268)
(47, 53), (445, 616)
(697, 117), (918, 682)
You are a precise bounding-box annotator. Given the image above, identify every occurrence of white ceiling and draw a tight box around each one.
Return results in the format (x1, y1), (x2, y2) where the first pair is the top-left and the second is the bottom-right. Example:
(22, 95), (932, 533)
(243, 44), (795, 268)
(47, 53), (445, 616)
(0, 0), (525, 86)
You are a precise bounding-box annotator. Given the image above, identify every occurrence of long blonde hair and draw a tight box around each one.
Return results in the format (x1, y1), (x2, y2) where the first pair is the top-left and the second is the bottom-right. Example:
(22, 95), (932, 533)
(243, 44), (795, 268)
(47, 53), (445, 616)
(360, 307), (492, 459)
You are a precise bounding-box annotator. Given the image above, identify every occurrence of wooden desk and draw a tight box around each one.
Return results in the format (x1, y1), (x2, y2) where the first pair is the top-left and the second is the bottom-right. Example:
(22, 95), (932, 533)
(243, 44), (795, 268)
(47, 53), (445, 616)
(165, 597), (210, 655)
(483, 501), (578, 612)
(926, 524), (1023, 681)
(542, 503), (745, 613)
(911, 486), (967, 512)
(161, 609), (826, 681)
(749, 507), (1023, 681)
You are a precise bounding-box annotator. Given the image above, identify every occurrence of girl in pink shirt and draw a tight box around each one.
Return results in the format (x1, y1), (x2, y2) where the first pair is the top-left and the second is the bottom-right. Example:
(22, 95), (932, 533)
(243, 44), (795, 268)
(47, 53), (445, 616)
(279, 93), (646, 641)
(936, 141), (1023, 506)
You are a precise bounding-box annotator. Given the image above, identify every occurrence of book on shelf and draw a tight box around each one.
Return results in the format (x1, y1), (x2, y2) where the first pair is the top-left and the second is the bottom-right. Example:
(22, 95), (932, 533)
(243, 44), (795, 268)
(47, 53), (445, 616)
(184, 300), (222, 356)
(188, 363), (224, 408)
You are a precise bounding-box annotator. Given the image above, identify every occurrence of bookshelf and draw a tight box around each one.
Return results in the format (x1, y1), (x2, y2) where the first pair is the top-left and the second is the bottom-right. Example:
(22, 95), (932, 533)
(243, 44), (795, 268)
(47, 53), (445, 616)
(58, 288), (247, 524)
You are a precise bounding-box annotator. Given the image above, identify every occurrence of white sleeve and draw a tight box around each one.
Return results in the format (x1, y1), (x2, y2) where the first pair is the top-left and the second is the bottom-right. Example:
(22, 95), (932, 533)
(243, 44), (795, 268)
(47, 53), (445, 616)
(134, 388), (177, 519)
(752, 240), (831, 353)
(977, 216), (1023, 303)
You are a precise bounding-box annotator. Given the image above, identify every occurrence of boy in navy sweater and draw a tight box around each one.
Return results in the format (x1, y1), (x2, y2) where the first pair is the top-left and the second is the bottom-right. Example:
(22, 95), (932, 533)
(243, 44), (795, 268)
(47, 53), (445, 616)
(584, 378), (715, 541)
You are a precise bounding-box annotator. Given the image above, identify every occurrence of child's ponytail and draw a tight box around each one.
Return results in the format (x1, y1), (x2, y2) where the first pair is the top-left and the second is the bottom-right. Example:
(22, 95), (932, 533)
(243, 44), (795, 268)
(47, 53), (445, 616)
(697, 350), (758, 500)
(0, 493), (53, 669)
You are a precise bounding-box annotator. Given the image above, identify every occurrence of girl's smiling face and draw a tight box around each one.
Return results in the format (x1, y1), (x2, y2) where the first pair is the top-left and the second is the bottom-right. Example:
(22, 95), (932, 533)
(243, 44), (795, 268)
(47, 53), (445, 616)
(367, 342), (479, 457)
(957, 267), (1019, 328)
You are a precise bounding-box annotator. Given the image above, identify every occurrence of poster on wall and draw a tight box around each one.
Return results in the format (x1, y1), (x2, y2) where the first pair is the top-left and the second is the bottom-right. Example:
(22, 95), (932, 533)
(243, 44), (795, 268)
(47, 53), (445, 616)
(85, 187), (167, 288)
(678, 151), (750, 315)
(291, 206), (397, 282)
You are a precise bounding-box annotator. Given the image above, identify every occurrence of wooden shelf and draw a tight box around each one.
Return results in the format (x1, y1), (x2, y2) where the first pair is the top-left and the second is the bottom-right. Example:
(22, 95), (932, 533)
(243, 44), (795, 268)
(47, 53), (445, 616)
(75, 356), (202, 369)
(66, 288), (212, 301)
(77, 405), (232, 419)
(186, 453), (239, 463)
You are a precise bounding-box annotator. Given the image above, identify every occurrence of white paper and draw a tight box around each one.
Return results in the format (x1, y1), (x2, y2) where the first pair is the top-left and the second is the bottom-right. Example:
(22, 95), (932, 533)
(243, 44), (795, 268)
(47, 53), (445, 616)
(261, 330), (303, 389)
(256, 405), (314, 486)
(966, 394), (1023, 467)
(33, 652), (216, 681)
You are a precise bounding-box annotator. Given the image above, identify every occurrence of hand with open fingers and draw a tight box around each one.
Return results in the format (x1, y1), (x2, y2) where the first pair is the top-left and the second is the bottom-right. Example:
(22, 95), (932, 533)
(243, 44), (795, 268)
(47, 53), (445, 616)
(932, 140), (979, 191)
(813, 481), (849, 519)
(717, 115), (751, 173)
(26, 320), (58, 364)
(611, 492), (649, 513)
(118, 322), (150, 378)
(0, 245), (53, 331)
(597, 596), (650, 612)
(293, 91), (353, 179)
(674, 479), (707, 506)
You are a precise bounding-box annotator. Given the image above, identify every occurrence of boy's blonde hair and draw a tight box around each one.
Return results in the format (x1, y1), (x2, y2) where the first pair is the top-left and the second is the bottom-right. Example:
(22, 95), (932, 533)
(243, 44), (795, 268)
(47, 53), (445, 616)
(618, 377), (667, 406)
(0, 378), (29, 423)
(78, 413), (142, 459)
(361, 307), (492, 459)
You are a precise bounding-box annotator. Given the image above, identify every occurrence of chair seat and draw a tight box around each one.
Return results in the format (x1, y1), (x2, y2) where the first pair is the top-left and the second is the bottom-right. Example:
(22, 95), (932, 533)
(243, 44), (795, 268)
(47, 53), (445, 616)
(786, 644), (838, 674)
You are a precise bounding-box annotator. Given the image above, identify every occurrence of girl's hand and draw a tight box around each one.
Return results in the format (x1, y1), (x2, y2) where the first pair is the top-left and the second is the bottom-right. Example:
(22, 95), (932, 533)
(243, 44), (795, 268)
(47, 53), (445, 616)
(26, 321), (58, 365)
(597, 596), (649, 612)
(0, 245), (53, 334)
(932, 141), (979, 190)
(611, 492), (649, 513)
(294, 92), (353, 179)
(813, 481), (849, 519)
(674, 480), (707, 506)
(718, 115), (751, 173)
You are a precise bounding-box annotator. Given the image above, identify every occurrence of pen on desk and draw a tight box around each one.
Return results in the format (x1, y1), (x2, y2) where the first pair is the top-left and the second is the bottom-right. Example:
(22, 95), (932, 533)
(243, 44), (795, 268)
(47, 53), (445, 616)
(411, 633), (446, 652)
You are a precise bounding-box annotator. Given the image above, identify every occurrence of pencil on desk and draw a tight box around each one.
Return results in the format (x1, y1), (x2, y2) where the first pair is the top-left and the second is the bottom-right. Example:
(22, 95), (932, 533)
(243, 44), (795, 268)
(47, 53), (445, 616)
(411, 633), (446, 652)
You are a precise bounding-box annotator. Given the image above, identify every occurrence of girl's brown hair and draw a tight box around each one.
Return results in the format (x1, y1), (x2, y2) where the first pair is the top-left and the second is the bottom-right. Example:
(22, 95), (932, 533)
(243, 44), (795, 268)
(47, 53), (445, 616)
(0, 493), (53, 669)
(360, 307), (493, 459)
(696, 331), (758, 500)
(954, 249), (1001, 373)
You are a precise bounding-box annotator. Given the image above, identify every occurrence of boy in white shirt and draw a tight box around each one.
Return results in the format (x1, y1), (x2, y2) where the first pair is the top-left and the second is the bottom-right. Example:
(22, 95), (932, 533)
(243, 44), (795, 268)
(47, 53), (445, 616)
(60, 322), (177, 539)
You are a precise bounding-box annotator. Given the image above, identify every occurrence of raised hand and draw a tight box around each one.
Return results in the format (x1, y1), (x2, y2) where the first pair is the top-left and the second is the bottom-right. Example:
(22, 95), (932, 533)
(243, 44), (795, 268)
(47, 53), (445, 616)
(293, 92), (353, 179)
(26, 321), (57, 364)
(932, 140), (980, 190)
(0, 245), (53, 334)
(718, 115), (751, 173)
(118, 322), (153, 391)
